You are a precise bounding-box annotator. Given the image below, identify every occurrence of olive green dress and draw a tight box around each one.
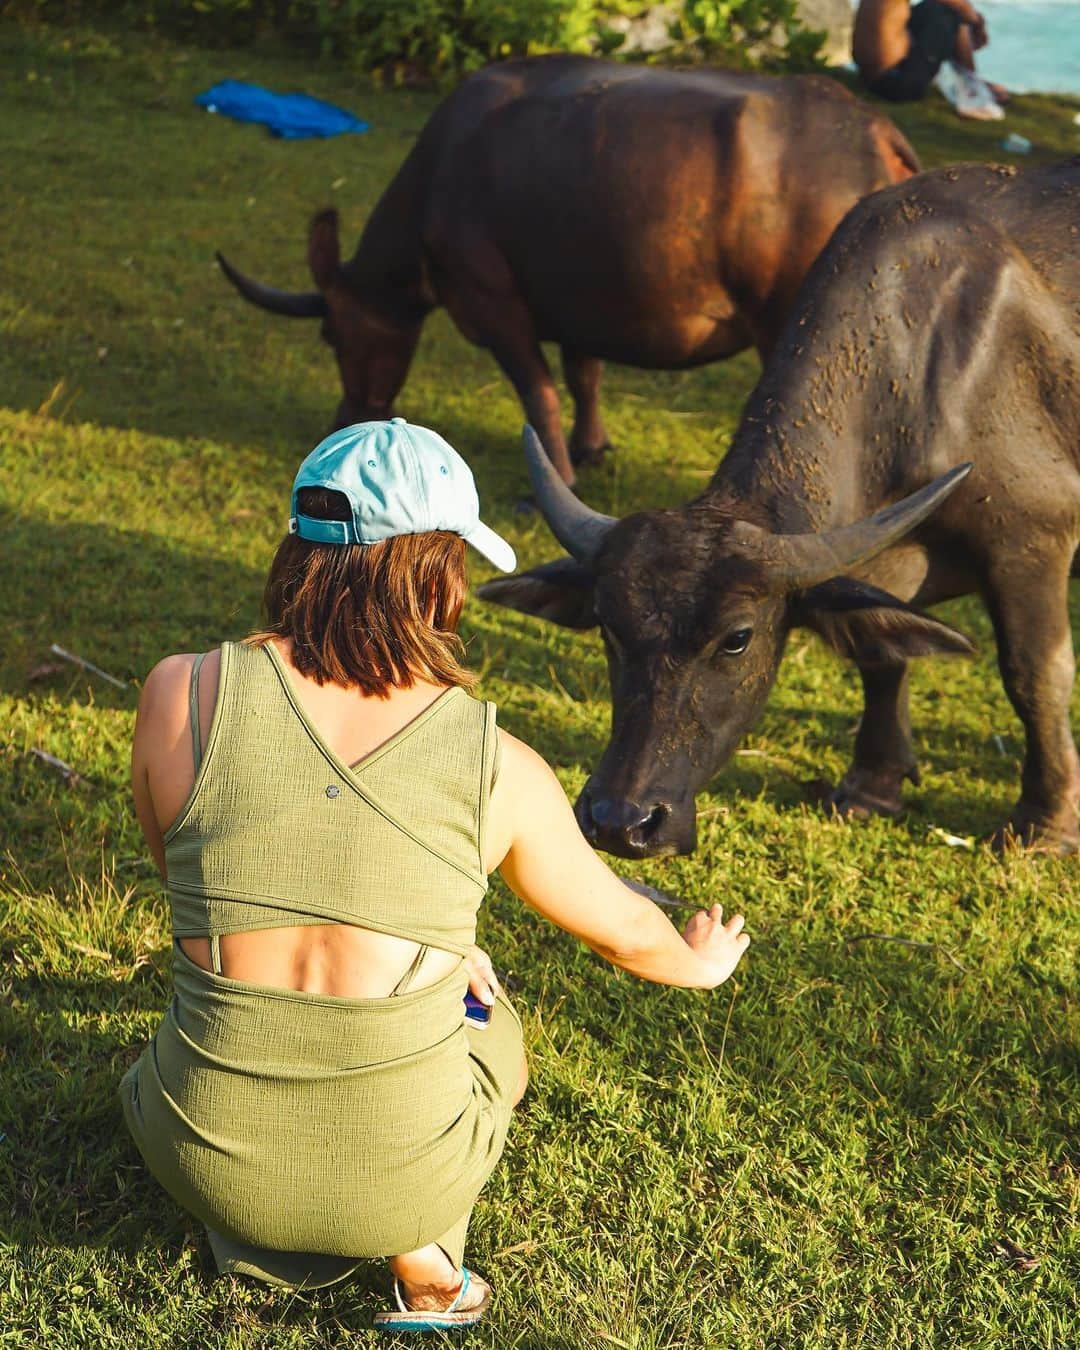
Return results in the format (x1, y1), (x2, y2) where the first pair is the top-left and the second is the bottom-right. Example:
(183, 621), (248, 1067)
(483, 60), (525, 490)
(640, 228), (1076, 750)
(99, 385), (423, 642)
(120, 640), (522, 1289)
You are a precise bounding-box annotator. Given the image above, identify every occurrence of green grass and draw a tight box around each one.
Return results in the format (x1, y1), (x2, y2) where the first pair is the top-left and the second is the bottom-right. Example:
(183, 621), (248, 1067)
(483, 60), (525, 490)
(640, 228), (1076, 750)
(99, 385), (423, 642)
(1, 19), (1078, 1347)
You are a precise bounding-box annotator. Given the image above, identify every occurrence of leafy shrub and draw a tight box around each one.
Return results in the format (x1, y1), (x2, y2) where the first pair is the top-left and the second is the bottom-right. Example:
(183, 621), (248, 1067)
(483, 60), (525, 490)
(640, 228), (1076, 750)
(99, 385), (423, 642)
(1, 0), (826, 79)
(672, 0), (826, 72)
(323, 0), (610, 78)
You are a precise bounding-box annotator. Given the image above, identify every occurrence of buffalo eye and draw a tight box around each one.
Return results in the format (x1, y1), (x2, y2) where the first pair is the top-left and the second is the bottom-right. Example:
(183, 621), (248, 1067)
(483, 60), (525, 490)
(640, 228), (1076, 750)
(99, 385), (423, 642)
(719, 627), (753, 656)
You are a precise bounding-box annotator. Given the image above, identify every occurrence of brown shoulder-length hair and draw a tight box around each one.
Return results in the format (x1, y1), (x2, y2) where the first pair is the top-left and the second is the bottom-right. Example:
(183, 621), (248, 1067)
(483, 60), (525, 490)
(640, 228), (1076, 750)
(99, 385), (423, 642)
(248, 487), (475, 695)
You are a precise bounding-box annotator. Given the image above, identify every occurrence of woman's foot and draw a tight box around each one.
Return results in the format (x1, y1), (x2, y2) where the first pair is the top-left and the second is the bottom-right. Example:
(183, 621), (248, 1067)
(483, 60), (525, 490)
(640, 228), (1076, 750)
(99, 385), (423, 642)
(388, 1245), (491, 1313)
(987, 80), (1011, 105)
(397, 1269), (491, 1313)
(375, 1262), (493, 1332)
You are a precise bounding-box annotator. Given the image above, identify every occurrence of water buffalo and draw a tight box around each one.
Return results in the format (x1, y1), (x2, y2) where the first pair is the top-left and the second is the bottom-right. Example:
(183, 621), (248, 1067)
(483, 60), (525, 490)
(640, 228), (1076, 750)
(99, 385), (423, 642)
(217, 54), (917, 484)
(480, 158), (1080, 857)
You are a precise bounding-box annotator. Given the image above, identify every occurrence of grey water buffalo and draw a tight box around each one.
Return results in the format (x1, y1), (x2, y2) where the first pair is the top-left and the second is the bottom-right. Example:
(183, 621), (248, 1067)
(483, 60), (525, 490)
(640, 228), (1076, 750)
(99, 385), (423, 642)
(481, 159), (1080, 857)
(217, 54), (917, 484)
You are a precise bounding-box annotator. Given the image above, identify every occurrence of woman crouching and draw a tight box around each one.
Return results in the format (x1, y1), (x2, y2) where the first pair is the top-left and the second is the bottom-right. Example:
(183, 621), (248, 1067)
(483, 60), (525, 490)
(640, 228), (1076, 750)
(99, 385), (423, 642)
(122, 419), (749, 1331)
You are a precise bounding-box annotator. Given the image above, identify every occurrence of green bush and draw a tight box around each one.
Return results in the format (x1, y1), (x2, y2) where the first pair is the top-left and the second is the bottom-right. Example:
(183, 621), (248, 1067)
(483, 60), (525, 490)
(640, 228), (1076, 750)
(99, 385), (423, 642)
(1, 0), (826, 79)
(672, 0), (826, 72)
(323, 0), (611, 78)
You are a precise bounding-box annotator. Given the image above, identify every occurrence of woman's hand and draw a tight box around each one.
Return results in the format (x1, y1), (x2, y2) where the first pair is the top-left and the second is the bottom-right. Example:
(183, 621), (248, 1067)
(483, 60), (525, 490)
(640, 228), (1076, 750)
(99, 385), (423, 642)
(463, 945), (500, 1007)
(681, 906), (749, 987)
(492, 732), (754, 989)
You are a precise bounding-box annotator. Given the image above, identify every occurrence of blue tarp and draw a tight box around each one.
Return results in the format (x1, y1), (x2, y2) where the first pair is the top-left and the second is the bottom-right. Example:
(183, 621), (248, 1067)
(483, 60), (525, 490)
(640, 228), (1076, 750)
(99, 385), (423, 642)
(194, 80), (369, 139)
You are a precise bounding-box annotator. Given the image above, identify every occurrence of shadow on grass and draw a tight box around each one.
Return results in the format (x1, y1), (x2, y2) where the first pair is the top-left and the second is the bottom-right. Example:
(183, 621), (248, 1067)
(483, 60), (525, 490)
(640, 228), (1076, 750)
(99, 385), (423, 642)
(0, 506), (265, 697)
(1, 314), (756, 526)
(0, 322), (335, 463)
(1, 964), (174, 1251)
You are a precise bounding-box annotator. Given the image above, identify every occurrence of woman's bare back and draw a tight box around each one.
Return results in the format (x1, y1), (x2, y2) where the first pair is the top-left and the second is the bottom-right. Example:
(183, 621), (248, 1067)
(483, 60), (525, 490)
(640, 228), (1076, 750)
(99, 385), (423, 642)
(132, 639), (498, 997)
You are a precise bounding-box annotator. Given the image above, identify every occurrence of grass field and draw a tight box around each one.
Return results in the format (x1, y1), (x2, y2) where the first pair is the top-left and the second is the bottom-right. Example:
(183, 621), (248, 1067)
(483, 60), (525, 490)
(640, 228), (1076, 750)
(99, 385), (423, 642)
(0, 20), (1077, 1347)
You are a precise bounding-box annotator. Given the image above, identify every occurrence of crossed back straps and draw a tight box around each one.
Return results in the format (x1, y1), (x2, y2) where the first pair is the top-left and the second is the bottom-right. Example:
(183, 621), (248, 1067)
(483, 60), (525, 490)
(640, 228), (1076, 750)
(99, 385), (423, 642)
(165, 640), (498, 957)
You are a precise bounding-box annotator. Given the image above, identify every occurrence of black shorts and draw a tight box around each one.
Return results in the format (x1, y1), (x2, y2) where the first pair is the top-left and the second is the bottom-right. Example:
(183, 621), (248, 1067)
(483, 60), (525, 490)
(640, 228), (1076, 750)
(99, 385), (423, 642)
(867, 0), (963, 102)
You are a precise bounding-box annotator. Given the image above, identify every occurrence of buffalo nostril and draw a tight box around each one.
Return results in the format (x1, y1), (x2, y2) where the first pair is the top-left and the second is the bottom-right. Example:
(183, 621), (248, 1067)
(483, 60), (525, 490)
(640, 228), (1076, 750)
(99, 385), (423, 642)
(627, 803), (670, 847)
(589, 797), (669, 842)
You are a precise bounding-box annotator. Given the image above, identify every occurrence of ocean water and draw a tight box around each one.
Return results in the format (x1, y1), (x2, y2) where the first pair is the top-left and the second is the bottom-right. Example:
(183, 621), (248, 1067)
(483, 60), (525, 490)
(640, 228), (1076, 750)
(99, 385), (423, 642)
(975, 0), (1080, 95)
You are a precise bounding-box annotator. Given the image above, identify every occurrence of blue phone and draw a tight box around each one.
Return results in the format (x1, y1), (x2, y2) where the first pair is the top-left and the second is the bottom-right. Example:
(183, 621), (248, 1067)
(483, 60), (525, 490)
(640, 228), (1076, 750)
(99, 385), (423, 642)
(463, 991), (492, 1028)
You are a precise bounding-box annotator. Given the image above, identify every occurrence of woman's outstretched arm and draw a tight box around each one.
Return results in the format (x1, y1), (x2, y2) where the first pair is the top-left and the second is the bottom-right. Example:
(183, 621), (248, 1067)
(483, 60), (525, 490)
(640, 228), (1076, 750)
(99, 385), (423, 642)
(489, 733), (748, 990)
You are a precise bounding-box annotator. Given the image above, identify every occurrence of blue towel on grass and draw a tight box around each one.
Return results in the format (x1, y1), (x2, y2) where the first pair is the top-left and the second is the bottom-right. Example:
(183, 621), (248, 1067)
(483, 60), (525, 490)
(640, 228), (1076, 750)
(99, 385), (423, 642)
(194, 80), (369, 139)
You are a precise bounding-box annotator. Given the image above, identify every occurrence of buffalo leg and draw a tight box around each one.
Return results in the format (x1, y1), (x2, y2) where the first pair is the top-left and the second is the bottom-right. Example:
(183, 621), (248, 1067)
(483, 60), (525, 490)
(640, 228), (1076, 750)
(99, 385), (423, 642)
(489, 339), (575, 486)
(827, 663), (919, 819)
(441, 251), (576, 484)
(984, 557), (1080, 852)
(561, 350), (612, 467)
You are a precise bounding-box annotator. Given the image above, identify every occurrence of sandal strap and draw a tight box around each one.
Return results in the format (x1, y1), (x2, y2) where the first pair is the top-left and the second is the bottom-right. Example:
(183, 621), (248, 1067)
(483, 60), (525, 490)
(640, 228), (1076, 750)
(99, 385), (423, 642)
(445, 1268), (470, 1314)
(391, 1267), (470, 1315)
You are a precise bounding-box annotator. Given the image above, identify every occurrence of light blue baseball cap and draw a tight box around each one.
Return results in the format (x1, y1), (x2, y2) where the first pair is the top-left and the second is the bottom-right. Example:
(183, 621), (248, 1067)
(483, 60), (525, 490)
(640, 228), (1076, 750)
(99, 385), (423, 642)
(289, 419), (516, 573)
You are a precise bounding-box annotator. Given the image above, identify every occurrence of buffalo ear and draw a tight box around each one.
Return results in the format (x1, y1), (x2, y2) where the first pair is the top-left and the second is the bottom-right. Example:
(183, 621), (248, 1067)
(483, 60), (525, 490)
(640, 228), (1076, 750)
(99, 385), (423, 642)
(308, 208), (341, 291)
(477, 557), (597, 630)
(793, 576), (976, 665)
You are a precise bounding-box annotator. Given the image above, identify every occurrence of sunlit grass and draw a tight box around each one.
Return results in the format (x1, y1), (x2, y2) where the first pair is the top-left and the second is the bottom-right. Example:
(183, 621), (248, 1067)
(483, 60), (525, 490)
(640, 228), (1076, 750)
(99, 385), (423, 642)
(1, 19), (1077, 1346)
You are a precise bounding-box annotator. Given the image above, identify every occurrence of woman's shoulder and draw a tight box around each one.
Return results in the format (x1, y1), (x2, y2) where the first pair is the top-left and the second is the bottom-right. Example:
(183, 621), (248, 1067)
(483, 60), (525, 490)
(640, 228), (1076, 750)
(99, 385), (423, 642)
(138, 648), (222, 717)
(494, 726), (559, 789)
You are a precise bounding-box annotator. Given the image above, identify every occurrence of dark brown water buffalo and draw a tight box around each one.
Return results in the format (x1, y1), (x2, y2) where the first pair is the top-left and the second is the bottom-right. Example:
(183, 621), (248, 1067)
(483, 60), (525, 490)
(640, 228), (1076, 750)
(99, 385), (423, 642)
(481, 158), (1080, 857)
(218, 54), (917, 484)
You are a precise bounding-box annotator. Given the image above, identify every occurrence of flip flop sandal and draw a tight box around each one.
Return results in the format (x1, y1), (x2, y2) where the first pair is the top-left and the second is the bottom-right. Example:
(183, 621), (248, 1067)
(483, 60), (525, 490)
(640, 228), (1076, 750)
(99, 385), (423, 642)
(373, 1267), (491, 1333)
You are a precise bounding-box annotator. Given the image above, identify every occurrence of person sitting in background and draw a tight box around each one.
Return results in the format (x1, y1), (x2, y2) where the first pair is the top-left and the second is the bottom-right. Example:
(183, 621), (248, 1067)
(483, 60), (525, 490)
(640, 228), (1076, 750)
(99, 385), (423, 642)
(121, 418), (750, 1333)
(853, 0), (1009, 112)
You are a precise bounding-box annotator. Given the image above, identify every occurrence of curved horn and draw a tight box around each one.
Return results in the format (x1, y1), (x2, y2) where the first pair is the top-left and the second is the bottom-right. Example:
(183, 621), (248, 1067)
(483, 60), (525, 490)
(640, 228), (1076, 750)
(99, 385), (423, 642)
(523, 425), (616, 565)
(737, 463), (973, 588)
(216, 251), (328, 319)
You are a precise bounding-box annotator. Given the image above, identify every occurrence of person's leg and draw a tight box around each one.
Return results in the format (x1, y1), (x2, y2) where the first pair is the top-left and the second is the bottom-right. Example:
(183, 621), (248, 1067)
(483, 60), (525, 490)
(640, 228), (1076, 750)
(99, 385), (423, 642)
(952, 22), (975, 70)
(384, 994), (527, 1311)
(389, 1044), (526, 1305)
(204, 1228), (360, 1288)
(953, 21), (1009, 100)
(388, 1048), (526, 1313)
(388, 1244), (491, 1313)
(866, 0), (958, 100)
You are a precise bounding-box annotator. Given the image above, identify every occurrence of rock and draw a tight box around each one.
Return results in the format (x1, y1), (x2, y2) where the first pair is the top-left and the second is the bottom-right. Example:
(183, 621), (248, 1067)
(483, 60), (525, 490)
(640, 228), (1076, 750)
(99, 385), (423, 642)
(795, 0), (854, 66)
(603, 3), (679, 56)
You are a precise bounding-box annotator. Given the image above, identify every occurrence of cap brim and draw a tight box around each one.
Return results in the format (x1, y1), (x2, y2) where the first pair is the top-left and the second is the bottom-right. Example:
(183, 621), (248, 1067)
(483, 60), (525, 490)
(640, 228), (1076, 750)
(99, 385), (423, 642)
(464, 520), (517, 573)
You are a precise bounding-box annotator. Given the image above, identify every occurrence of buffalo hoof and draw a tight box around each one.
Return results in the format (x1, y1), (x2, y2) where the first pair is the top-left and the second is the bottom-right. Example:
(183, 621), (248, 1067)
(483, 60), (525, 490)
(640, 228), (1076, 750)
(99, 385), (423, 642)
(988, 811), (1080, 856)
(819, 764), (919, 821)
(570, 439), (614, 468)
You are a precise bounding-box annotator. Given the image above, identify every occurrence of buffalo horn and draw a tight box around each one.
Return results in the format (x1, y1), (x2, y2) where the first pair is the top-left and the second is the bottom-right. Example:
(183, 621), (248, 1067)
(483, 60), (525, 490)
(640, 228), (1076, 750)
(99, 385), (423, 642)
(216, 251), (328, 318)
(744, 462), (973, 588)
(523, 425), (616, 565)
